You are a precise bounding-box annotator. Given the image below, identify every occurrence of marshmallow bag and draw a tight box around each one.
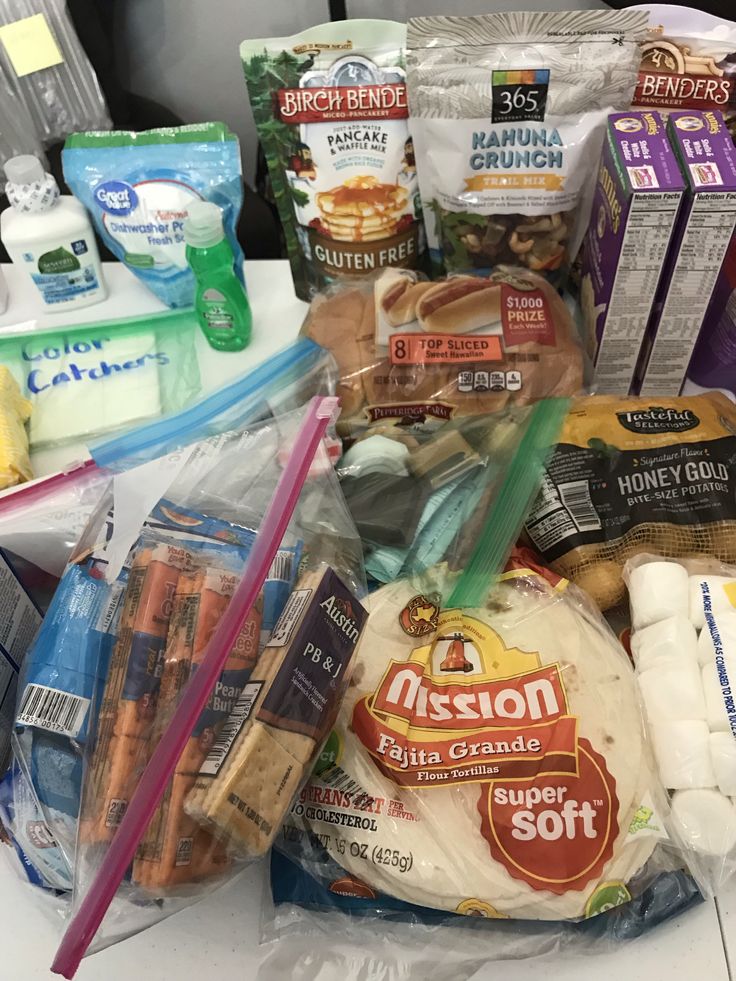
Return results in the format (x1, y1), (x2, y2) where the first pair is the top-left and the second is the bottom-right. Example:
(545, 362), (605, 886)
(524, 394), (736, 612)
(625, 553), (736, 894)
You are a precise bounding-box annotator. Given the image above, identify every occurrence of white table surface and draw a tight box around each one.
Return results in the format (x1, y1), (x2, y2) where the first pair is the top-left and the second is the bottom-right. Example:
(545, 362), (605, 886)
(0, 260), (732, 980)
(0, 260), (309, 479)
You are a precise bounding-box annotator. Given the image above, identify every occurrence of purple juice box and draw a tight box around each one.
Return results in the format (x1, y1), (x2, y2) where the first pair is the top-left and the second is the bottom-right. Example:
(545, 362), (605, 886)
(638, 109), (736, 395)
(581, 111), (685, 395)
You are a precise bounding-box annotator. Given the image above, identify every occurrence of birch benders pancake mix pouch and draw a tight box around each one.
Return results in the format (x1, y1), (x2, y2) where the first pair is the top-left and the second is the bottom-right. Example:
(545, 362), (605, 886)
(405, 9), (649, 281)
(241, 20), (425, 301)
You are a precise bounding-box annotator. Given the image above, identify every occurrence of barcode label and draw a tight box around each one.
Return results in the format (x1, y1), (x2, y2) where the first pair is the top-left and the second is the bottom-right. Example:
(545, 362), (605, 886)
(199, 681), (263, 777)
(95, 583), (124, 634)
(269, 550), (295, 583)
(17, 684), (90, 738)
(558, 480), (601, 533)
(319, 765), (374, 810)
(269, 588), (312, 647)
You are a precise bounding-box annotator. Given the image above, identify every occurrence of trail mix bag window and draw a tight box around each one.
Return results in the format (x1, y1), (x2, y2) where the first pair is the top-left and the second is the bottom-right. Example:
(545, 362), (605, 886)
(242, 21), (425, 301)
(405, 9), (649, 281)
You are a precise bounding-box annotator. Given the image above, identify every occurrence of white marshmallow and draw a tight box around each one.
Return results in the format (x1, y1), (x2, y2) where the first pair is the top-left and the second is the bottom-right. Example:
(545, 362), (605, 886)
(629, 562), (689, 630)
(709, 732), (736, 797)
(650, 720), (715, 789)
(638, 661), (706, 724)
(670, 789), (736, 856)
(697, 611), (736, 666)
(631, 615), (698, 673)
(689, 575), (736, 629)
(702, 660), (736, 733)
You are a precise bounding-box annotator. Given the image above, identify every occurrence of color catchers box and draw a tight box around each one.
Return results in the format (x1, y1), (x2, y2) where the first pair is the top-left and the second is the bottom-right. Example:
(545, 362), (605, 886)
(638, 110), (736, 395)
(581, 111), (685, 395)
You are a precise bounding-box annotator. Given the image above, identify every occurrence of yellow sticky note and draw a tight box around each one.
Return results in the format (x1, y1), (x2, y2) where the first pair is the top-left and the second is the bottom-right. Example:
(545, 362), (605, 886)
(0, 14), (63, 78)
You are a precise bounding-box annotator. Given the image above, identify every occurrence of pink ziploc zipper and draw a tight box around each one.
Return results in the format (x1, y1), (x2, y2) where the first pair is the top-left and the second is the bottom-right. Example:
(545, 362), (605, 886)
(51, 396), (338, 978)
(0, 459), (100, 512)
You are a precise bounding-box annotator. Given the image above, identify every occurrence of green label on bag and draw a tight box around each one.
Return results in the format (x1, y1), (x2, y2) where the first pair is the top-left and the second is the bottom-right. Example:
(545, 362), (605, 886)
(38, 247), (80, 274)
(124, 252), (155, 268)
(314, 730), (341, 776)
(584, 880), (631, 918)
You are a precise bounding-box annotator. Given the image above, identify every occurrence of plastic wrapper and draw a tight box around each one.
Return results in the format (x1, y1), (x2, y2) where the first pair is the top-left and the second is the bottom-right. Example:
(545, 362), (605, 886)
(268, 489), (702, 966)
(63, 124), (243, 309)
(12, 403), (367, 955)
(524, 393), (736, 612)
(302, 268), (584, 440)
(90, 338), (337, 472)
(631, 4), (736, 137)
(405, 9), (648, 281)
(0, 365), (32, 490)
(0, 0), (109, 146)
(0, 72), (45, 171)
(0, 309), (202, 456)
(625, 553), (736, 895)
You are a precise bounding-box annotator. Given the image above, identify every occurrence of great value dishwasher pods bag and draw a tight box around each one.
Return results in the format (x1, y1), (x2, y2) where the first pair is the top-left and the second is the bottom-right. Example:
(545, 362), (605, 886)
(0, 309), (201, 450)
(62, 124), (244, 309)
(242, 20), (424, 302)
(405, 9), (649, 281)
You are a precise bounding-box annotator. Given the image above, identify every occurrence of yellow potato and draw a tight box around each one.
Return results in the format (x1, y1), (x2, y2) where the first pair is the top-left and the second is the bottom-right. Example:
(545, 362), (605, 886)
(572, 560), (626, 611)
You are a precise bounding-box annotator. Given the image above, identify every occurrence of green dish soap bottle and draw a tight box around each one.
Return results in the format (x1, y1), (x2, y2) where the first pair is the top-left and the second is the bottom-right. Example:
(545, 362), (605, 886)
(184, 201), (251, 352)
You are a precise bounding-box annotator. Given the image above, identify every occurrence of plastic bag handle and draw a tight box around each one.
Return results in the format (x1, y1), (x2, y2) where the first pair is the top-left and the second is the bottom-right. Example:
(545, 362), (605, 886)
(51, 395), (339, 978)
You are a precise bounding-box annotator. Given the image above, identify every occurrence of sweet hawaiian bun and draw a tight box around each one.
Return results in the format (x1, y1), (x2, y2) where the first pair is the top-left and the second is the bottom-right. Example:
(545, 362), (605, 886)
(417, 276), (502, 334)
(380, 277), (436, 327)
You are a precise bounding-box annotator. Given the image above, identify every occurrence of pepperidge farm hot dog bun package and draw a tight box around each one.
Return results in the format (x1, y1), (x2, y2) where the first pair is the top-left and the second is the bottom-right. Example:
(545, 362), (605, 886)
(524, 394), (736, 611)
(241, 21), (425, 301)
(302, 266), (584, 438)
(405, 9), (649, 281)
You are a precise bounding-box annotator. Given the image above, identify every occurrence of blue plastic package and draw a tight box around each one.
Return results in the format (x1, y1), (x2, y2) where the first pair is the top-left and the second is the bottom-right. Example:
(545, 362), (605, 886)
(62, 123), (244, 308)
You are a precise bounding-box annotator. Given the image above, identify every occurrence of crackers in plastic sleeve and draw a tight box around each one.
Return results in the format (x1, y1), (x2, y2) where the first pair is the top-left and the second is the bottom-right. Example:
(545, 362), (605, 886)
(186, 566), (368, 856)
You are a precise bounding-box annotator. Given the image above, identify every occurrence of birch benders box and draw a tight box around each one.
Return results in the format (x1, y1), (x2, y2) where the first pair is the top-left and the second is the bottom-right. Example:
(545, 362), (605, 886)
(581, 111), (685, 395)
(638, 110), (736, 395)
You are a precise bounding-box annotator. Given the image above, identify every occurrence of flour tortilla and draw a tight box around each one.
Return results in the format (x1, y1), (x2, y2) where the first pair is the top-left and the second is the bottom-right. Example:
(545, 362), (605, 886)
(303, 574), (661, 920)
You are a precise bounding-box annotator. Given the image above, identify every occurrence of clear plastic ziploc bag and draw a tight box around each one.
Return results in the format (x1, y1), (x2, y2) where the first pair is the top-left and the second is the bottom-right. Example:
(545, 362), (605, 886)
(625, 554), (736, 896)
(0, 0), (110, 145)
(13, 397), (367, 976)
(0, 461), (108, 778)
(264, 399), (705, 977)
(0, 308), (202, 455)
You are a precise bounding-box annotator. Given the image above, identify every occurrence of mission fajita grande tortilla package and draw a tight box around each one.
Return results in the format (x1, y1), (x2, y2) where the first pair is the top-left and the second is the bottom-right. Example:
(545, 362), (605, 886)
(272, 542), (704, 950)
(405, 9), (649, 282)
(523, 394), (736, 612)
(241, 21), (425, 301)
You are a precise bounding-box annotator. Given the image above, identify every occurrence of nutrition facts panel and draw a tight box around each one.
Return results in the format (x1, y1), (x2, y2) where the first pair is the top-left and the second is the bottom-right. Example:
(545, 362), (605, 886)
(640, 191), (736, 394)
(594, 191), (682, 393)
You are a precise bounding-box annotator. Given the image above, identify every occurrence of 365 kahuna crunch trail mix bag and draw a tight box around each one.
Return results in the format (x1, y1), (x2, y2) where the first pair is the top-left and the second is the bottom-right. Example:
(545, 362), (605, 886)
(242, 21), (424, 301)
(406, 9), (649, 281)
